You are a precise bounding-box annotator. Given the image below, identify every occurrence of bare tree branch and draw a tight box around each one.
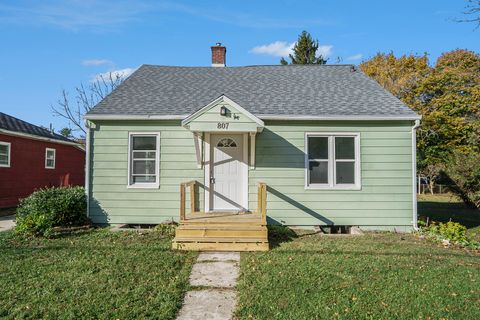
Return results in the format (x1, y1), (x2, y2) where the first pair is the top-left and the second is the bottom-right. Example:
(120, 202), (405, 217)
(457, 0), (480, 29)
(51, 72), (124, 136)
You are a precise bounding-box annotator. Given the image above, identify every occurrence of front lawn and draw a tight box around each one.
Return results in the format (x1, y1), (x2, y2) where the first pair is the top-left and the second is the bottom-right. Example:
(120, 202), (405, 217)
(236, 229), (479, 319)
(0, 229), (197, 319)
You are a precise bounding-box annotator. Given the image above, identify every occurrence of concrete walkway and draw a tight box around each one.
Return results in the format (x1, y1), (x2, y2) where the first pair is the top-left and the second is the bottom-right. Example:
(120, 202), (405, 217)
(177, 252), (240, 320)
(0, 215), (15, 232)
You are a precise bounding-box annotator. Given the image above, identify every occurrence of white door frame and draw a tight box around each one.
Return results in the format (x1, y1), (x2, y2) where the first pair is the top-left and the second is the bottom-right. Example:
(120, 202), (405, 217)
(204, 133), (249, 211)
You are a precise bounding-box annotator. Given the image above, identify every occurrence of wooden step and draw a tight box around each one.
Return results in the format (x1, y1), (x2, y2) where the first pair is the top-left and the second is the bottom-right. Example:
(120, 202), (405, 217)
(175, 228), (267, 239)
(173, 237), (267, 243)
(181, 219), (265, 226)
(173, 211), (269, 251)
(172, 236), (269, 252)
(172, 241), (269, 251)
(178, 224), (266, 231)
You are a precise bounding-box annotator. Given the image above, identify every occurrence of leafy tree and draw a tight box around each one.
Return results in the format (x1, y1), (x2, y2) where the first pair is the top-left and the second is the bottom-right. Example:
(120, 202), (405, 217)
(445, 150), (480, 209)
(280, 31), (327, 65)
(423, 163), (445, 195)
(413, 50), (480, 168)
(361, 49), (480, 205)
(59, 127), (73, 138)
(359, 52), (430, 103)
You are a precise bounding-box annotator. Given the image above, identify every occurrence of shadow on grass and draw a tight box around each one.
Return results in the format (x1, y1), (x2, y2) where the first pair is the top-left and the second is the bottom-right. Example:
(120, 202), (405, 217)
(268, 225), (298, 249)
(418, 198), (480, 229)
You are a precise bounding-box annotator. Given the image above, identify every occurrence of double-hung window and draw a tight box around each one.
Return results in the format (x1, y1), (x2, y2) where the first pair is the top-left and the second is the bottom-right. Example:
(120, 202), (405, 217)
(128, 133), (160, 188)
(0, 142), (11, 167)
(306, 133), (360, 189)
(45, 148), (56, 169)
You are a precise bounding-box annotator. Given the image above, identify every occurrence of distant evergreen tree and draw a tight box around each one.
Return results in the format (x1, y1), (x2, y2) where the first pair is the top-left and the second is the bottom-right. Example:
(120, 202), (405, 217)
(59, 127), (73, 138)
(280, 31), (327, 65)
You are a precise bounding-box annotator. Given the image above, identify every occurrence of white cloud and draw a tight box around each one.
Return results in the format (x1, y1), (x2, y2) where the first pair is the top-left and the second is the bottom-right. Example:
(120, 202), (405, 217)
(250, 41), (295, 57)
(82, 59), (112, 66)
(317, 45), (333, 59)
(91, 67), (137, 83)
(250, 41), (333, 59)
(346, 54), (363, 61)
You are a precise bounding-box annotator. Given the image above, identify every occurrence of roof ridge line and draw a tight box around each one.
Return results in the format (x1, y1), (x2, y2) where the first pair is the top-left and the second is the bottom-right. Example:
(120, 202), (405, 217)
(141, 64), (357, 68)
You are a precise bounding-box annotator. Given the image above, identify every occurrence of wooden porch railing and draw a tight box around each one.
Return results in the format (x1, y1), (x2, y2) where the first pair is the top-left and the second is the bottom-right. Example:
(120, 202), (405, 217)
(180, 180), (266, 223)
(180, 180), (196, 221)
(257, 182), (267, 223)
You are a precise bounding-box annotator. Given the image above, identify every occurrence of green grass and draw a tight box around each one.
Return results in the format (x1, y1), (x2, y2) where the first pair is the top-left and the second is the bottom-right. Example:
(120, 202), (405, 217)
(418, 193), (480, 240)
(0, 228), (197, 319)
(236, 228), (480, 320)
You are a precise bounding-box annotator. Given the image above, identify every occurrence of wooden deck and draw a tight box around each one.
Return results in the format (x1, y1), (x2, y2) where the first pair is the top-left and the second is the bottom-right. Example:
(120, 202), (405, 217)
(172, 181), (269, 251)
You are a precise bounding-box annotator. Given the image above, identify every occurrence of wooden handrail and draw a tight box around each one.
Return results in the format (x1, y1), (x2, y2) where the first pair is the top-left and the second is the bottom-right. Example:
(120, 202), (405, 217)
(180, 180), (196, 221)
(257, 182), (267, 223)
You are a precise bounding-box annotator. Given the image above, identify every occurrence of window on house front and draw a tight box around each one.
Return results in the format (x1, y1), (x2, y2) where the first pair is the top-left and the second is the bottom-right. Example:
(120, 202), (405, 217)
(45, 148), (56, 169)
(0, 142), (11, 167)
(306, 133), (360, 189)
(128, 133), (160, 188)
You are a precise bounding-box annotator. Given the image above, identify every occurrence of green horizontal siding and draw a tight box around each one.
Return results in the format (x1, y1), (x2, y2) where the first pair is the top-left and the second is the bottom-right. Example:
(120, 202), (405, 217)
(248, 120), (414, 229)
(89, 119), (415, 229)
(89, 120), (203, 224)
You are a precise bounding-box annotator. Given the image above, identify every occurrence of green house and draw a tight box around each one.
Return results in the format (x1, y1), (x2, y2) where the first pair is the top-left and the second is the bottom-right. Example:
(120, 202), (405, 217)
(85, 44), (420, 250)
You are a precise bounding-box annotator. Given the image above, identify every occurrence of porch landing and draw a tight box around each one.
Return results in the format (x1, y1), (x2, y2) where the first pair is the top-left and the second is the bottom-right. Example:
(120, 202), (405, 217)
(172, 181), (269, 251)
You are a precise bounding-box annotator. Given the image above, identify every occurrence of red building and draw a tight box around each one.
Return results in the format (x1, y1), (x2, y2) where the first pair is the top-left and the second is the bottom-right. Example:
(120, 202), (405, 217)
(0, 112), (85, 208)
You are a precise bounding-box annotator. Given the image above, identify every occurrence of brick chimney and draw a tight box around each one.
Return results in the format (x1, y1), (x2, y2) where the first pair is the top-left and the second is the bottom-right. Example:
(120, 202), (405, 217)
(211, 43), (226, 67)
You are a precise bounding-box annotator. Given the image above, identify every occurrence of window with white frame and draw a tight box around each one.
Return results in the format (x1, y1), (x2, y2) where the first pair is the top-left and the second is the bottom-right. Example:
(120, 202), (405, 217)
(0, 142), (11, 167)
(306, 133), (360, 189)
(128, 133), (160, 187)
(45, 148), (56, 169)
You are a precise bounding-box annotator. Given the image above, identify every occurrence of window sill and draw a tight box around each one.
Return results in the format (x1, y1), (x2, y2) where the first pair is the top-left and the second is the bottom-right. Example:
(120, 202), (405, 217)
(0, 165), (10, 168)
(126, 183), (160, 189)
(45, 167), (55, 170)
(305, 185), (361, 191)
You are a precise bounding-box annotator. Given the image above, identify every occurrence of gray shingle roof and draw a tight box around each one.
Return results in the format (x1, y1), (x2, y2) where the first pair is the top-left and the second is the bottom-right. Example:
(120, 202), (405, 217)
(0, 112), (75, 143)
(87, 64), (419, 118)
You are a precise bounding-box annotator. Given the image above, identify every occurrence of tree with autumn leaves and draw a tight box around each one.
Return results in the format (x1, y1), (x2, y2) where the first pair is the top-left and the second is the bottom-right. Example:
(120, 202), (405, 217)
(361, 50), (480, 208)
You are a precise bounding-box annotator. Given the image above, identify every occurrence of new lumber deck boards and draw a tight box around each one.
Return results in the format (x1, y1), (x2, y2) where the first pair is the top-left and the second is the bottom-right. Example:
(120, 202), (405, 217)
(172, 211), (269, 251)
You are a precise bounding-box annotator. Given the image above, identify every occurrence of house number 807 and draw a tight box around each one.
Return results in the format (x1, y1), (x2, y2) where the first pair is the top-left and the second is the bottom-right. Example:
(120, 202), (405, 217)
(217, 122), (229, 129)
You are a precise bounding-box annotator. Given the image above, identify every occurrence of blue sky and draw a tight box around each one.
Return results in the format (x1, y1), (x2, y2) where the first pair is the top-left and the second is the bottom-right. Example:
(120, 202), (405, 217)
(0, 0), (478, 133)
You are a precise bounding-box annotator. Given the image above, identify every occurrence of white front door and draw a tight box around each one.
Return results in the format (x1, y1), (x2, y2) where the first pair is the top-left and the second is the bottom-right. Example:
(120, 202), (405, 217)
(209, 134), (247, 211)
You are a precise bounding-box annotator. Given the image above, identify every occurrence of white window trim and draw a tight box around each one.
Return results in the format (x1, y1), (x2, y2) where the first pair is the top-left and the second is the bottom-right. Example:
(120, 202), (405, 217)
(0, 141), (11, 168)
(45, 148), (56, 169)
(127, 132), (160, 189)
(304, 132), (361, 190)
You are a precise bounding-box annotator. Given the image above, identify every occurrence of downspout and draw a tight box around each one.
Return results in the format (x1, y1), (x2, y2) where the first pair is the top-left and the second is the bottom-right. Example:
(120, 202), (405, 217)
(85, 121), (91, 218)
(412, 119), (421, 230)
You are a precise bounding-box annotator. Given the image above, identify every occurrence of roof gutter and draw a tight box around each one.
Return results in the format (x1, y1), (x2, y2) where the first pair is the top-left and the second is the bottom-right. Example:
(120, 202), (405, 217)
(85, 114), (422, 121)
(84, 114), (187, 120)
(257, 114), (422, 121)
(0, 128), (84, 149)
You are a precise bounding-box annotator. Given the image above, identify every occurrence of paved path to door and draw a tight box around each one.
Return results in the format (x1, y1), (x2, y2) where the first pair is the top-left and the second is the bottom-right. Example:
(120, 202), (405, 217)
(177, 252), (240, 320)
(0, 215), (15, 232)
